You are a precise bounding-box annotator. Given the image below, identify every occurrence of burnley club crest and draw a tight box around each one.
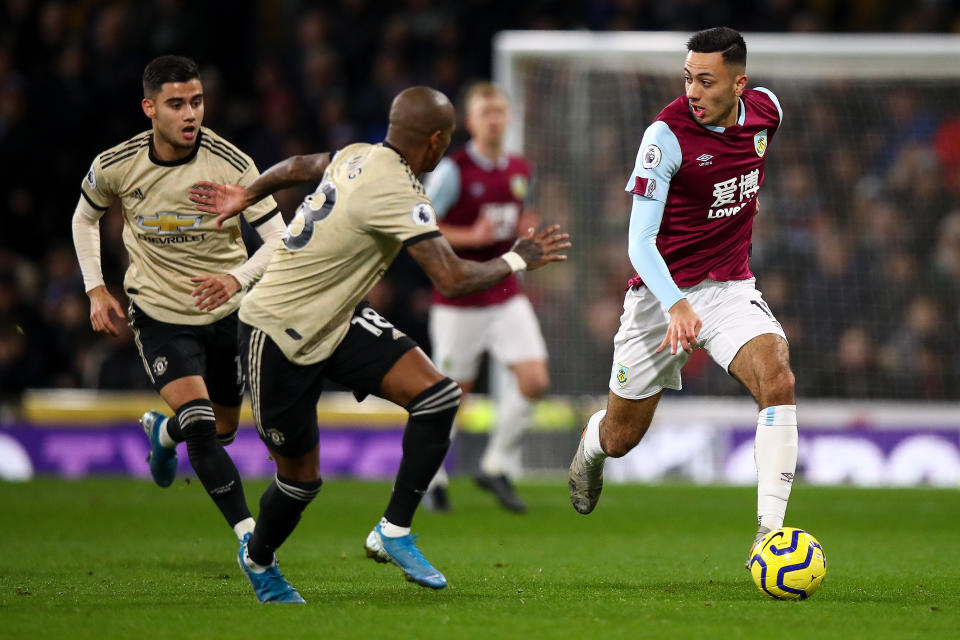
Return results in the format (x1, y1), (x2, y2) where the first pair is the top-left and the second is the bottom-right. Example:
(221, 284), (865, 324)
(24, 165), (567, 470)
(754, 129), (768, 158)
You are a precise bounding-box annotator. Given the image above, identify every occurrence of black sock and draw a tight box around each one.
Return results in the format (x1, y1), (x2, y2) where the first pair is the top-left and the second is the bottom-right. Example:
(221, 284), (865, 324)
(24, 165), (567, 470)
(178, 399), (251, 528)
(384, 378), (461, 528)
(217, 429), (237, 446)
(248, 475), (322, 566)
(165, 415), (184, 443)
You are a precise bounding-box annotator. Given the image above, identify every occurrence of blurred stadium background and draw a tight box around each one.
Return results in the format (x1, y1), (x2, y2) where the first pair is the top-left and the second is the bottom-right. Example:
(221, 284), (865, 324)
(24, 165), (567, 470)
(1, 0), (960, 486)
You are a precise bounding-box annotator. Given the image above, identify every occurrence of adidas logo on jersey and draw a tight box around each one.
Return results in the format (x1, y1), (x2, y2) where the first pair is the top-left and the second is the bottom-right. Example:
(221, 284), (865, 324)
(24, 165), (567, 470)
(696, 154), (714, 166)
(132, 188), (145, 200)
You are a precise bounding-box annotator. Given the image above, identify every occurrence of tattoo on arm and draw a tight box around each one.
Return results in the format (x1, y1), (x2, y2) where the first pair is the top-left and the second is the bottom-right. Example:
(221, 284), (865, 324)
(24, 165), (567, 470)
(406, 236), (511, 299)
(246, 153), (332, 205)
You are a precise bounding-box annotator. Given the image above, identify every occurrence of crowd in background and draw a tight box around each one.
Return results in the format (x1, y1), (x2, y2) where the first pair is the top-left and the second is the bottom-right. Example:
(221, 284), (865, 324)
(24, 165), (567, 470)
(2, 0), (960, 412)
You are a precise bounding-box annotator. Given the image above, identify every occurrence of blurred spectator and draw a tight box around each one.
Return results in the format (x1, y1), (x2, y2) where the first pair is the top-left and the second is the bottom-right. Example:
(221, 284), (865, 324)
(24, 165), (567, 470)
(2, 0), (960, 404)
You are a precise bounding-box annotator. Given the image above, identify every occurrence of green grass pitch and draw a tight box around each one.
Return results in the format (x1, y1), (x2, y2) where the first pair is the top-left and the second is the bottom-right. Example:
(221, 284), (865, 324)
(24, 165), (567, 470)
(2, 477), (958, 639)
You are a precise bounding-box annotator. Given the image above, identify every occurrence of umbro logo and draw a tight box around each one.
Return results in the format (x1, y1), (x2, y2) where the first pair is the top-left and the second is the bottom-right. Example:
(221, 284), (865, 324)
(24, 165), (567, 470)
(132, 188), (145, 199)
(696, 154), (714, 166)
(781, 472), (795, 483)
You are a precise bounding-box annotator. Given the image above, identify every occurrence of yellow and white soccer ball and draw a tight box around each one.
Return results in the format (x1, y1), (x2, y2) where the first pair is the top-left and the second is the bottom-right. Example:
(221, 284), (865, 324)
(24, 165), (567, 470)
(748, 527), (827, 600)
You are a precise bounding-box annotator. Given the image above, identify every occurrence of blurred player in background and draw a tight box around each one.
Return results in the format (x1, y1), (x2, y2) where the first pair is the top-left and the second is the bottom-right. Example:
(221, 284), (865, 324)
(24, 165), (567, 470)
(422, 82), (548, 513)
(567, 27), (800, 565)
(190, 86), (569, 602)
(71, 56), (286, 545)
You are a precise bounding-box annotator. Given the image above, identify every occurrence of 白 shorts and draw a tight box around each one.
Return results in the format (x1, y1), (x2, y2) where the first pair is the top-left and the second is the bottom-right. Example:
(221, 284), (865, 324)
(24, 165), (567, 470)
(429, 294), (547, 381)
(240, 302), (418, 457)
(609, 278), (787, 399)
(128, 302), (243, 406)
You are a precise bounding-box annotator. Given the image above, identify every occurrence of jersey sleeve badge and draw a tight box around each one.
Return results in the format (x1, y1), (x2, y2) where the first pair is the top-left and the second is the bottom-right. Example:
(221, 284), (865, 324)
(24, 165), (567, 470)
(509, 174), (529, 200)
(641, 144), (662, 169)
(411, 202), (437, 226)
(85, 164), (98, 190)
(754, 130), (768, 157)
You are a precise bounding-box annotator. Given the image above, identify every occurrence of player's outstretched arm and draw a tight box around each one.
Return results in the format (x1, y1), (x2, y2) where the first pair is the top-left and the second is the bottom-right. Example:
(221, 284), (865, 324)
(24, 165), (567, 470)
(189, 152), (332, 227)
(407, 225), (569, 299)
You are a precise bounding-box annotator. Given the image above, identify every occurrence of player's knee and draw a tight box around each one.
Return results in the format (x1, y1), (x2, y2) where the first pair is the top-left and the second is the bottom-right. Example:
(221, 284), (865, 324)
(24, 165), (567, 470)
(408, 377), (462, 431)
(177, 399), (219, 456)
(517, 369), (550, 400)
(273, 475), (323, 505)
(761, 367), (796, 405)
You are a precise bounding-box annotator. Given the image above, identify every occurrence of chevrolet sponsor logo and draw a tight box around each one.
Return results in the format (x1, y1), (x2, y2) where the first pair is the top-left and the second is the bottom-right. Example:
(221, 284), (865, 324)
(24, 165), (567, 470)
(137, 212), (202, 234)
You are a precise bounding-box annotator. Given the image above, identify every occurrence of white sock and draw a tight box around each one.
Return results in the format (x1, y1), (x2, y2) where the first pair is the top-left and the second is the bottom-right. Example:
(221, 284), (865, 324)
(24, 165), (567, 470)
(233, 517), (255, 540)
(581, 410), (607, 464)
(379, 517), (411, 538)
(755, 405), (798, 531)
(158, 416), (177, 449)
(480, 363), (531, 477)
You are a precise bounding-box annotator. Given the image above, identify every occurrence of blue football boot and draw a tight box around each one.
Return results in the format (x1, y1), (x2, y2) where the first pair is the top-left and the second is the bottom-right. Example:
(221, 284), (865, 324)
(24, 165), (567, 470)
(140, 410), (177, 487)
(364, 523), (447, 589)
(237, 533), (306, 604)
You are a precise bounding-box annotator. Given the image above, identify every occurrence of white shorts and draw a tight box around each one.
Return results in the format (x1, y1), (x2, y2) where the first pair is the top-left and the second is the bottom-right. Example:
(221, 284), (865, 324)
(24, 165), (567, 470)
(609, 278), (786, 399)
(430, 295), (548, 381)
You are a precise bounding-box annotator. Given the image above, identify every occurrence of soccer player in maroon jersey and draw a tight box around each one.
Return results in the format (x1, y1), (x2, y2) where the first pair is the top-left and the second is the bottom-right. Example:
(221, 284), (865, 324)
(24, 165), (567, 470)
(568, 27), (799, 564)
(422, 82), (547, 512)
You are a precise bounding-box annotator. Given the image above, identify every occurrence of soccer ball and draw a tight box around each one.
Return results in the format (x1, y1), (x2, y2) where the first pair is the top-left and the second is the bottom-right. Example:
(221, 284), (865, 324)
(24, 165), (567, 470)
(749, 527), (826, 600)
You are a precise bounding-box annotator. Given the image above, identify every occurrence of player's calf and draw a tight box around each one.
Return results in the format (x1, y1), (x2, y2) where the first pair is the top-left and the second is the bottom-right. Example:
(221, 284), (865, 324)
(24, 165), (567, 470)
(383, 378), (461, 527)
(247, 475), (323, 567)
(177, 398), (253, 536)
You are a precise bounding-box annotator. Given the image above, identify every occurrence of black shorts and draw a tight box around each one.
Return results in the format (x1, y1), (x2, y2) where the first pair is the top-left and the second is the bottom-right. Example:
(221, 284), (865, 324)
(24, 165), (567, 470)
(239, 302), (417, 457)
(128, 302), (244, 407)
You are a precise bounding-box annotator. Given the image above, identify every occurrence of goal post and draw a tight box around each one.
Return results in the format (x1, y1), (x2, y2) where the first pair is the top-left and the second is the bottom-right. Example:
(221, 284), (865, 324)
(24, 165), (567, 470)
(493, 31), (960, 401)
(495, 32), (960, 152)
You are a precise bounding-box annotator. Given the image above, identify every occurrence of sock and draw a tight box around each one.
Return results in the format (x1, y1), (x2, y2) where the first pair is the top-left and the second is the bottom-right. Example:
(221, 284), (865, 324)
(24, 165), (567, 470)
(755, 405), (799, 531)
(242, 544), (270, 573)
(581, 410), (607, 464)
(247, 475), (322, 566)
(383, 378), (461, 528)
(480, 363), (531, 478)
(159, 415), (183, 447)
(217, 429), (238, 446)
(233, 516), (255, 540)
(178, 399), (252, 530)
(378, 517), (411, 538)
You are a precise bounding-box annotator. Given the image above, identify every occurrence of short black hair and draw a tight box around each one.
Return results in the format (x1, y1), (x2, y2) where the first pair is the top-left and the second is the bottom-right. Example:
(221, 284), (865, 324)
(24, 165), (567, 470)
(686, 27), (747, 68)
(142, 55), (200, 97)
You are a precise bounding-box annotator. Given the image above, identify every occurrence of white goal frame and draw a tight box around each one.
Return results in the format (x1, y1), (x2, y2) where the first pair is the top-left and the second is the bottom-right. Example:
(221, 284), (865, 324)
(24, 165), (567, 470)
(493, 31), (960, 152)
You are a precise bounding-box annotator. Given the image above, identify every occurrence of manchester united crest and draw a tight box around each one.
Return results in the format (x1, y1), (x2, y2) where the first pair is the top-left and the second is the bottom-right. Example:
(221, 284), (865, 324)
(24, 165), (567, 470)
(754, 129), (768, 157)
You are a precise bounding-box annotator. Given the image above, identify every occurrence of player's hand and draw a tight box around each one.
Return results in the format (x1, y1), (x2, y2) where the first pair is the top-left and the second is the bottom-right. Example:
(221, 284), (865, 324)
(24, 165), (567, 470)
(191, 273), (241, 311)
(87, 285), (125, 337)
(509, 225), (571, 271)
(188, 182), (248, 228)
(657, 299), (702, 355)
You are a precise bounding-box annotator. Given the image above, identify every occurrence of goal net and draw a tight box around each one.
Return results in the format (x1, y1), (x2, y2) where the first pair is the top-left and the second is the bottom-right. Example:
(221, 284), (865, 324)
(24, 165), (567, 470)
(494, 32), (960, 401)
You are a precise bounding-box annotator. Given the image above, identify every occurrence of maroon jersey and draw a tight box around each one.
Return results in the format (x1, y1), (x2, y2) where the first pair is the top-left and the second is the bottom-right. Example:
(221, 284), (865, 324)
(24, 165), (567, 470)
(626, 88), (781, 289)
(429, 144), (532, 307)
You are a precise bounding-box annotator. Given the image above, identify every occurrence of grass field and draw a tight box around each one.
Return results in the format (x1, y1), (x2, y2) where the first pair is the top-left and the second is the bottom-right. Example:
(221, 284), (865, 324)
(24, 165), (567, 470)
(2, 477), (958, 639)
